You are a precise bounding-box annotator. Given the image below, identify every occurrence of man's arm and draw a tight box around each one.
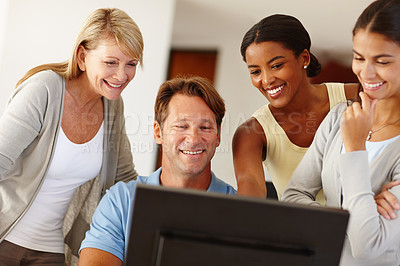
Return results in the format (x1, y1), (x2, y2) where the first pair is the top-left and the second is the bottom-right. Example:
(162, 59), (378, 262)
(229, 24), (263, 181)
(78, 181), (134, 265)
(79, 248), (122, 266)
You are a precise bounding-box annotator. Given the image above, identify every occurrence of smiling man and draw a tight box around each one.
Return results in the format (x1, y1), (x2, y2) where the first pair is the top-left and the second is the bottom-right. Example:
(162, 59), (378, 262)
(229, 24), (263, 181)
(78, 77), (236, 266)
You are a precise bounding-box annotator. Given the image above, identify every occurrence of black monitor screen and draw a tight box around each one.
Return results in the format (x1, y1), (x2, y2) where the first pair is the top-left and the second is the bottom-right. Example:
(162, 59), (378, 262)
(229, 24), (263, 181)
(124, 184), (349, 266)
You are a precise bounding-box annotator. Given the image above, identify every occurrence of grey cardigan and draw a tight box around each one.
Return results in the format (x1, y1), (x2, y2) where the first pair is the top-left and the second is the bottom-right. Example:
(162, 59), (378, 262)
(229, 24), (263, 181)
(282, 103), (400, 266)
(0, 70), (137, 264)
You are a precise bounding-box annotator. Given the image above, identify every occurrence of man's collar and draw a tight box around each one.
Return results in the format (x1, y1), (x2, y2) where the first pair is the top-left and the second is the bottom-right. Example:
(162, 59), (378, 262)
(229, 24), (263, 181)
(154, 167), (215, 190)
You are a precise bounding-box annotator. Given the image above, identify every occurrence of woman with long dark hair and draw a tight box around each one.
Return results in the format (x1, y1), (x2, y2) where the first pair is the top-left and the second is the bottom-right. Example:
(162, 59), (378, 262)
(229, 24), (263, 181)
(283, 0), (400, 264)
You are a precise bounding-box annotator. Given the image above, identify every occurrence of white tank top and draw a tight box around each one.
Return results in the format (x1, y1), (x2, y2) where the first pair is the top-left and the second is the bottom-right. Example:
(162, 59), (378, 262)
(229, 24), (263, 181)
(6, 122), (104, 253)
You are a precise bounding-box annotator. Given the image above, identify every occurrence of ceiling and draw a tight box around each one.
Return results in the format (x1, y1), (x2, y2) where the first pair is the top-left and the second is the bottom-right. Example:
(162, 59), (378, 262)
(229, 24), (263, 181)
(172, 0), (374, 66)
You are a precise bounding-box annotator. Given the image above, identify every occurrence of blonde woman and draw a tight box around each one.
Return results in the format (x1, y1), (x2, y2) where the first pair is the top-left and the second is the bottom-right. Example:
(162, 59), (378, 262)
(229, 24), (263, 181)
(0, 8), (143, 265)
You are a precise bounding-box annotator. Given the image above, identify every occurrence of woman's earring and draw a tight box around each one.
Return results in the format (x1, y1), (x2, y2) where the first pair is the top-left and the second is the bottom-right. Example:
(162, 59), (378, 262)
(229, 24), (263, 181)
(303, 65), (307, 69)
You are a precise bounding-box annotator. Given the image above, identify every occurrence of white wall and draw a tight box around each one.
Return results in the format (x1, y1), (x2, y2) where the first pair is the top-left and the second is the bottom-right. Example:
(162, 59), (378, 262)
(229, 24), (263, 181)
(0, 0), (176, 176)
(0, 0), (8, 69)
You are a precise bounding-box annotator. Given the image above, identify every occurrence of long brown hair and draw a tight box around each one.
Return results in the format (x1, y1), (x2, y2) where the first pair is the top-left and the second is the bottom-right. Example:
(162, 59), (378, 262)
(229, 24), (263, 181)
(353, 0), (400, 46)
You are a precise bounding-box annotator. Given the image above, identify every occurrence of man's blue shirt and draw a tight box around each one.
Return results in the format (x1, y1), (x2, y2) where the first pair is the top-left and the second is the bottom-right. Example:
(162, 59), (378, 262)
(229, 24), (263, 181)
(79, 168), (236, 261)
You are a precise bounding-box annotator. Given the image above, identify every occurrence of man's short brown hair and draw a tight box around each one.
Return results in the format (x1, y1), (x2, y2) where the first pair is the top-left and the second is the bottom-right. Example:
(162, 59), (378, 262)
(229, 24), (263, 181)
(154, 76), (225, 130)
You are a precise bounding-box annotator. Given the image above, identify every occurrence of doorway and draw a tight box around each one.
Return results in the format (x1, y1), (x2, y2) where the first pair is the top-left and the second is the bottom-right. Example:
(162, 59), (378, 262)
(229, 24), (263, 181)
(155, 49), (218, 169)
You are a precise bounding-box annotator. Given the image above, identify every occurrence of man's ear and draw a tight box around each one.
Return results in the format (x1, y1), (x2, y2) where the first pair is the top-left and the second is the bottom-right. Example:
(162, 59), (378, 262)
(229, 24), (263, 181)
(154, 121), (163, 144)
(76, 45), (87, 72)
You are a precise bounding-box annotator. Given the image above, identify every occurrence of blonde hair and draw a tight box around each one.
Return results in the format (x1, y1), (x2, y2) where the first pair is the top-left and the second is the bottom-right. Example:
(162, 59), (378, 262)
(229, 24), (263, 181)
(16, 8), (144, 87)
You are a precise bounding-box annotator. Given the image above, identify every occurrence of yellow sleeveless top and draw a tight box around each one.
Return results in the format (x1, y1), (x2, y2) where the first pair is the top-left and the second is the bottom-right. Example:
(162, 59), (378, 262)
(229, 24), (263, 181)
(252, 83), (346, 203)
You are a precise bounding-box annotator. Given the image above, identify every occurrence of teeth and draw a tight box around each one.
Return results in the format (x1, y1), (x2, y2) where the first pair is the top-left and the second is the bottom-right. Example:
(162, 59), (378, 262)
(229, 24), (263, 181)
(182, 150), (203, 155)
(364, 82), (383, 88)
(106, 81), (122, 88)
(267, 84), (284, 95)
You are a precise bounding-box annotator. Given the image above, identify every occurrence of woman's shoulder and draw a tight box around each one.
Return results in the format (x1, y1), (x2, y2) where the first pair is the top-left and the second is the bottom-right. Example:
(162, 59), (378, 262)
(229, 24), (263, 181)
(252, 104), (270, 117)
(235, 117), (264, 135)
(15, 70), (63, 96)
(8, 70), (64, 108)
(20, 70), (63, 87)
(233, 117), (267, 148)
(322, 82), (359, 107)
(343, 83), (360, 100)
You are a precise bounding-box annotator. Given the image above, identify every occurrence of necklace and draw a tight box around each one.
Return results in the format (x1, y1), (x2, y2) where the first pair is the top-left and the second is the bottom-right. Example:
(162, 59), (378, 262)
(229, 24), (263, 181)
(367, 117), (400, 140)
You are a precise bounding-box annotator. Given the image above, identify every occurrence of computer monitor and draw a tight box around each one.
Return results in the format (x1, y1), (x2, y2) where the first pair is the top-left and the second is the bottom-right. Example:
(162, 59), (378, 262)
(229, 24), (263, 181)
(124, 184), (349, 266)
